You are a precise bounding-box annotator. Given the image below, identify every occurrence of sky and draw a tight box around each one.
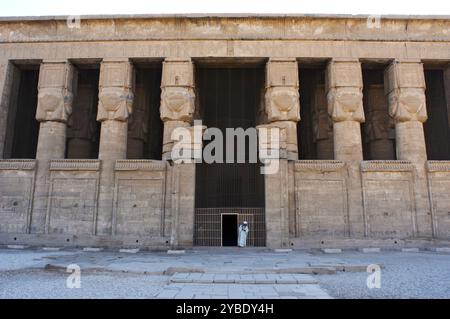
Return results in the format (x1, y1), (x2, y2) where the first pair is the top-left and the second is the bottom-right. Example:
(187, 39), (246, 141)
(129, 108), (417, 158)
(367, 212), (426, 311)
(0, 0), (449, 17)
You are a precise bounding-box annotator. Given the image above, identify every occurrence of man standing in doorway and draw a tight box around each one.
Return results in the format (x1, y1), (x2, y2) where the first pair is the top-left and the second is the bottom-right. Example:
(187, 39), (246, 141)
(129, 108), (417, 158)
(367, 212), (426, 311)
(238, 221), (249, 247)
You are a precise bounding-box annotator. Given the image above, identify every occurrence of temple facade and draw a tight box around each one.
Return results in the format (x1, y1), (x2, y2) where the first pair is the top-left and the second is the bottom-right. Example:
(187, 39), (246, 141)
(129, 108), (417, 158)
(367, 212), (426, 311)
(0, 15), (450, 249)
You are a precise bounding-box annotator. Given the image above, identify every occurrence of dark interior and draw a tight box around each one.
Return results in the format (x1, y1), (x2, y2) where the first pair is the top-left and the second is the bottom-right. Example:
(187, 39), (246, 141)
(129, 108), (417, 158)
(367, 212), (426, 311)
(66, 68), (101, 159)
(5, 67), (40, 159)
(298, 67), (326, 160)
(195, 67), (265, 208)
(128, 66), (163, 160)
(222, 214), (238, 246)
(424, 69), (450, 160)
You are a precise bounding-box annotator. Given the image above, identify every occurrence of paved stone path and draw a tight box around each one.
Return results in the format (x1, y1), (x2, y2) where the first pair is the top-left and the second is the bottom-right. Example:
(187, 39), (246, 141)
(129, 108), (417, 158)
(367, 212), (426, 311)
(0, 247), (449, 298)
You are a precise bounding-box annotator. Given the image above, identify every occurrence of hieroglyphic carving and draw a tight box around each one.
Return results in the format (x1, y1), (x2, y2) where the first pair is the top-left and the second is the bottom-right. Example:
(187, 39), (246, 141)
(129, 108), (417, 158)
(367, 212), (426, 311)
(326, 60), (364, 123)
(36, 61), (76, 123)
(385, 61), (427, 123)
(97, 60), (134, 122)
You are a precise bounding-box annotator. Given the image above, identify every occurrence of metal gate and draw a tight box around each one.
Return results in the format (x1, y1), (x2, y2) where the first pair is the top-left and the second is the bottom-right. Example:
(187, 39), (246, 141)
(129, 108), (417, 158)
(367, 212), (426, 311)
(194, 207), (266, 246)
(194, 67), (266, 247)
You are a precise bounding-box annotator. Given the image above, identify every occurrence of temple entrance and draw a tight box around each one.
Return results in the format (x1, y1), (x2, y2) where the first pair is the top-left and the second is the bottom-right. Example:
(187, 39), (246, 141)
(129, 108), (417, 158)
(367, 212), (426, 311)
(222, 214), (238, 246)
(194, 66), (266, 247)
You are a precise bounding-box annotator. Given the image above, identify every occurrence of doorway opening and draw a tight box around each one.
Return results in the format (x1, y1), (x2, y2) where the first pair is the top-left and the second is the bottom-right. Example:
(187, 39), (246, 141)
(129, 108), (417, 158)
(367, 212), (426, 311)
(222, 214), (238, 246)
(194, 65), (266, 247)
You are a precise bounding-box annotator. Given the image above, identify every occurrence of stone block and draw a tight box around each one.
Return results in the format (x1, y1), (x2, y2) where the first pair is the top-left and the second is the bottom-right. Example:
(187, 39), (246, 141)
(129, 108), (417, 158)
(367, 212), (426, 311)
(7, 245), (26, 249)
(360, 248), (381, 253)
(83, 247), (103, 252)
(119, 248), (140, 254)
(167, 250), (185, 255)
(322, 248), (342, 254)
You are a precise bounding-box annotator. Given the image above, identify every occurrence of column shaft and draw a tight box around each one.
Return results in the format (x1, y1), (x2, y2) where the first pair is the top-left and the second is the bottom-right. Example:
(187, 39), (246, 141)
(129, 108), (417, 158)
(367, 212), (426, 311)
(326, 59), (365, 237)
(263, 58), (300, 247)
(30, 60), (75, 232)
(385, 60), (432, 237)
(96, 59), (134, 235)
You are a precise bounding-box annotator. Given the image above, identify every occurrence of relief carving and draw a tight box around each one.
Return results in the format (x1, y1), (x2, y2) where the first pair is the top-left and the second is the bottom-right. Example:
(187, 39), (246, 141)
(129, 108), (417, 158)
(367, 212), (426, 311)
(128, 85), (149, 140)
(327, 87), (364, 122)
(387, 88), (427, 123)
(67, 85), (97, 140)
(385, 61), (428, 123)
(160, 59), (195, 123)
(97, 87), (134, 121)
(326, 60), (365, 123)
(265, 87), (300, 122)
(97, 60), (134, 122)
(265, 58), (300, 122)
(312, 85), (333, 141)
(160, 87), (195, 122)
(36, 62), (75, 123)
(365, 85), (395, 141)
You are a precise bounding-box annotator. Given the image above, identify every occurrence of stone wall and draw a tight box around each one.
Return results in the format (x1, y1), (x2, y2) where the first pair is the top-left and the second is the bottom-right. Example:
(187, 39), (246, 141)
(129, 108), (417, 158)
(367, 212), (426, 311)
(293, 161), (348, 239)
(0, 160), (35, 233)
(427, 161), (450, 239)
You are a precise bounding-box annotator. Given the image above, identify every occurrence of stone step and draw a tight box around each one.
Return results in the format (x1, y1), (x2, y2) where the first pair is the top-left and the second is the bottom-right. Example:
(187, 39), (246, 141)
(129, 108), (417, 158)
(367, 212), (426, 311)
(170, 273), (318, 284)
(7, 245), (26, 249)
(83, 247), (103, 252)
(119, 248), (140, 254)
(321, 248), (342, 254)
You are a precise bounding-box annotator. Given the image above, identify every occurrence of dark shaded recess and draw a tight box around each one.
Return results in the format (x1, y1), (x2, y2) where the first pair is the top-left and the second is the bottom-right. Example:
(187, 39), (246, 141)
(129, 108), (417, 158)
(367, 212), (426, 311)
(298, 68), (324, 159)
(424, 69), (450, 160)
(10, 69), (40, 159)
(135, 66), (163, 160)
(195, 67), (265, 208)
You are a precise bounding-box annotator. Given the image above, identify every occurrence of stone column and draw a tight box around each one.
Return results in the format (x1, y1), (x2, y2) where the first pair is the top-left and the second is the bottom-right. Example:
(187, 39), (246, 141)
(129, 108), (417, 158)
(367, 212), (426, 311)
(263, 58), (300, 248)
(326, 59), (365, 162)
(35, 61), (75, 159)
(385, 60), (432, 236)
(264, 58), (300, 160)
(385, 61), (428, 163)
(0, 61), (15, 158)
(312, 84), (334, 159)
(160, 58), (195, 160)
(160, 58), (197, 247)
(364, 84), (396, 160)
(96, 59), (134, 234)
(30, 60), (76, 232)
(326, 58), (365, 236)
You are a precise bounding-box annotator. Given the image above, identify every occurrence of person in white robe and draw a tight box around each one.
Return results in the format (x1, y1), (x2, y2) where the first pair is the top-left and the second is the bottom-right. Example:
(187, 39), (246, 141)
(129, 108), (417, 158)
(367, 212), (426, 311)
(238, 221), (249, 247)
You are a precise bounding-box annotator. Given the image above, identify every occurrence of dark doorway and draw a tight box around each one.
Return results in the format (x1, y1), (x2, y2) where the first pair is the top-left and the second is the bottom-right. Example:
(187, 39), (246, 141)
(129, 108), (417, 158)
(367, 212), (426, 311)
(4, 66), (40, 159)
(127, 65), (163, 160)
(222, 214), (238, 246)
(424, 69), (450, 160)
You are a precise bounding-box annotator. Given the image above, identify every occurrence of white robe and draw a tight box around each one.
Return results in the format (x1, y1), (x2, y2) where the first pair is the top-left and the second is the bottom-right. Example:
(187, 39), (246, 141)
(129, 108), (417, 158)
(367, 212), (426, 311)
(238, 224), (249, 247)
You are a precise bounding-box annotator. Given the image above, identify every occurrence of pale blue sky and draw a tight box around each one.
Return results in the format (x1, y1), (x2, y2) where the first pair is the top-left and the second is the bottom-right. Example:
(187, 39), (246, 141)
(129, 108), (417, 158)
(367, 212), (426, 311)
(0, 0), (449, 17)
